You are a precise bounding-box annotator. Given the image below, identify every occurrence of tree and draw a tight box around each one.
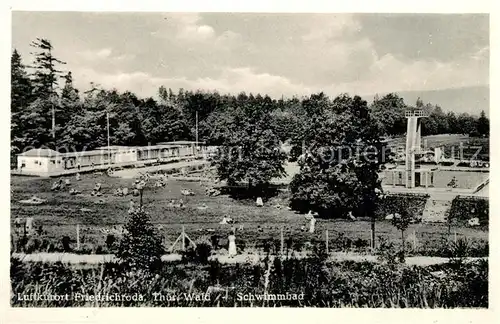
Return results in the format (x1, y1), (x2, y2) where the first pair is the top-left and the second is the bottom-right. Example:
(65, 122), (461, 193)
(211, 94), (287, 196)
(389, 200), (416, 263)
(116, 206), (164, 272)
(58, 71), (83, 149)
(271, 97), (304, 143)
(29, 38), (66, 142)
(290, 93), (390, 250)
(446, 112), (459, 134)
(370, 93), (407, 136)
(11, 50), (33, 166)
(421, 103), (438, 135)
(140, 98), (191, 143)
(477, 110), (489, 137)
(457, 113), (478, 136)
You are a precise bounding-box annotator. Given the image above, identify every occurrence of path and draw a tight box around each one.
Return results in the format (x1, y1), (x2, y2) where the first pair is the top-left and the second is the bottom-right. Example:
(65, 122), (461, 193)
(111, 159), (209, 179)
(11, 252), (485, 267)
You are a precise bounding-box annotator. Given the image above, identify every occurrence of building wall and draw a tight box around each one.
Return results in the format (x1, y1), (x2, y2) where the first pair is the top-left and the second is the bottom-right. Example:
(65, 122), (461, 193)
(17, 156), (64, 173)
(47, 157), (64, 172)
(114, 150), (137, 163)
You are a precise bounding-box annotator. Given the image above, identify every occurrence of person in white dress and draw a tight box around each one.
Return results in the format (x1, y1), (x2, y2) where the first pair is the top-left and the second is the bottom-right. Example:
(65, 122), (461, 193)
(309, 216), (316, 233)
(228, 228), (237, 258)
(305, 210), (316, 233)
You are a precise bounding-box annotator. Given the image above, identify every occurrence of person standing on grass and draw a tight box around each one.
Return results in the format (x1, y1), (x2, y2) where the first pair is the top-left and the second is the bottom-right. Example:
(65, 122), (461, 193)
(305, 210), (316, 233)
(309, 215), (316, 233)
(228, 228), (237, 258)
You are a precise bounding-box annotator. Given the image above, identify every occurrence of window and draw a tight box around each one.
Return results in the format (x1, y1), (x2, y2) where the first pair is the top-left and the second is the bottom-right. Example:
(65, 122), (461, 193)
(34, 160), (39, 165)
(50, 160), (56, 164)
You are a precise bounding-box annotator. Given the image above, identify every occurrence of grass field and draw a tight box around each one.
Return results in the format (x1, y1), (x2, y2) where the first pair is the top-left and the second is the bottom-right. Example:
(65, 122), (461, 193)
(11, 173), (488, 255)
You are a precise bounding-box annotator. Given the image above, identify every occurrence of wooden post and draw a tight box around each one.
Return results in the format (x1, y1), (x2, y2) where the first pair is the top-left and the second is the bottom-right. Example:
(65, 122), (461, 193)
(454, 231), (457, 243)
(412, 229), (416, 250)
(280, 227), (284, 255)
(181, 226), (185, 251)
(76, 224), (80, 250)
(326, 229), (329, 254)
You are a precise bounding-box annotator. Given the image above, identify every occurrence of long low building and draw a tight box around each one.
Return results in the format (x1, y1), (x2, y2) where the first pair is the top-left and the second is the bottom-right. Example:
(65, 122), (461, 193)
(15, 141), (215, 176)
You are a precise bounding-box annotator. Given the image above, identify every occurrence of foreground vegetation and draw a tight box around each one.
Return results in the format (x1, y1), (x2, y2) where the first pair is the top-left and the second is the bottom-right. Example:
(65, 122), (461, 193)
(10, 255), (488, 307)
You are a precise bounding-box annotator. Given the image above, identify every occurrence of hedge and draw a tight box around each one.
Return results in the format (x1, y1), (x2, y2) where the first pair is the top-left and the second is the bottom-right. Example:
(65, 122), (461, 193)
(449, 196), (489, 225)
(374, 193), (430, 221)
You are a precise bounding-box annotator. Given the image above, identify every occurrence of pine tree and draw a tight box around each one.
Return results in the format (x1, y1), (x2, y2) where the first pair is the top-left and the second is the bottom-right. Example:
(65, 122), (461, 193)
(477, 110), (489, 137)
(116, 207), (164, 272)
(11, 50), (33, 166)
(58, 71), (83, 150)
(29, 38), (66, 141)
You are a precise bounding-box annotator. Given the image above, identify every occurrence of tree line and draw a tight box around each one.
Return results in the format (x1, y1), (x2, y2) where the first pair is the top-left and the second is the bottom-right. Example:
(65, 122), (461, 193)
(11, 39), (489, 166)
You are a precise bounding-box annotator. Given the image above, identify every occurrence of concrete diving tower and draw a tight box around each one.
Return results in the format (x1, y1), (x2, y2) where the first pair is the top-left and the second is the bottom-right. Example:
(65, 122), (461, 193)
(405, 109), (429, 188)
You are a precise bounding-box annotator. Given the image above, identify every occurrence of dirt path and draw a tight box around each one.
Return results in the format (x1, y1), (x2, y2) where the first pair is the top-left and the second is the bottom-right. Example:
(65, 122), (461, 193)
(111, 159), (209, 179)
(11, 252), (485, 267)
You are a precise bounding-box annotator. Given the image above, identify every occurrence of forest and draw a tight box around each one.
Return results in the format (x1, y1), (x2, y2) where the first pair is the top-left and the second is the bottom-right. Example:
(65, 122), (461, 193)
(11, 38), (490, 166)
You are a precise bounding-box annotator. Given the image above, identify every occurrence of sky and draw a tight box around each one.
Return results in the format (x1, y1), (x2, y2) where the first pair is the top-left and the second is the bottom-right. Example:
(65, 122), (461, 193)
(11, 12), (489, 114)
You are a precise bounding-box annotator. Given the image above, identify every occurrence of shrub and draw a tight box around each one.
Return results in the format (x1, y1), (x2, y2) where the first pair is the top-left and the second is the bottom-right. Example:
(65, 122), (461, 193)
(10, 256), (488, 307)
(375, 193), (429, 221)
(353, 238), (369, 250)
(116, 207), (164, 272)
(449, 237), (472, 259)
(61, 236), (71, 252)
(449, 196), (488, 225)
(377, 237), (399, 266)
(105, 235), (115, 251)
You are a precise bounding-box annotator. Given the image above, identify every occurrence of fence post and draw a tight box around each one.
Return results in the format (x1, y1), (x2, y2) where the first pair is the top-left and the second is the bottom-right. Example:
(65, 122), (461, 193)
(454, 231), (457, 243)
(326, 229), (329, 254)
(280, 227), (284, 255)
(412, 229), (416, 250)
(181, 226), (185, 251)
(76, 224), (80, 250)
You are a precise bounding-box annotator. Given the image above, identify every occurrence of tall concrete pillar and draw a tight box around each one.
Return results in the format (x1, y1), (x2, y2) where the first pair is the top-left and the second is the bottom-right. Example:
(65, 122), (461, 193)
(405, 116), (418, 188)
(416, 119), (422, 153)
(405, 110), (428, 189)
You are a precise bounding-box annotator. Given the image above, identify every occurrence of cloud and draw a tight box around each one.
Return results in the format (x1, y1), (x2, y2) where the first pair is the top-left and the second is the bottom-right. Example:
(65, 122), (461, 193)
(72, 66), (311, 99)
(301, 14), (362, 42)
(154, 13), (242, 48)
(19, 12), (485, 103)
(77, 48), (112, 60)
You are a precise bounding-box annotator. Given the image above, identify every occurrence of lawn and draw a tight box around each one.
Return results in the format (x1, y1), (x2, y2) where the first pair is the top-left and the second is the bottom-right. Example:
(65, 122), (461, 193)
(11, 173), (488, 255)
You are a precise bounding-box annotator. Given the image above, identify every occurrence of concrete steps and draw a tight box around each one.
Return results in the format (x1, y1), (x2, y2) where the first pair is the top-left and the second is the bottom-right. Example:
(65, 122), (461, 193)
(421, 198), (452, 223)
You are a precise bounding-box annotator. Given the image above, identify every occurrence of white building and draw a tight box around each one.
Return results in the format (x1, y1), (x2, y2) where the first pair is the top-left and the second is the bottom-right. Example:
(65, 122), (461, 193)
(17, 148), (65, 174)
(95, 146), (137, 164)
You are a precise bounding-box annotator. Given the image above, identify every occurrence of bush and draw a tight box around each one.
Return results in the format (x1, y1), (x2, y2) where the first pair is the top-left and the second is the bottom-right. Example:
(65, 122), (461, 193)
(116, 207), (164, 272)
(449, 196), (488, 225)
(61, 236), (71, 252)
(375, 193), (429, 221)
(10, 256), (488, 307)
(105, 235), (116, 251)
(377, 237), (399, 266)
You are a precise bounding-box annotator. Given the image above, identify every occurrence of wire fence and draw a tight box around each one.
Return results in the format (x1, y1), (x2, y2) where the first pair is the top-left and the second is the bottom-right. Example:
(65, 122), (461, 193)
(11, 218), (487, 256)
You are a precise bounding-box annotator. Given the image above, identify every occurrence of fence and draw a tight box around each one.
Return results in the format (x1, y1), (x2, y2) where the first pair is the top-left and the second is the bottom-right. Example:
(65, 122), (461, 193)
(11, 218), (488, 257)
